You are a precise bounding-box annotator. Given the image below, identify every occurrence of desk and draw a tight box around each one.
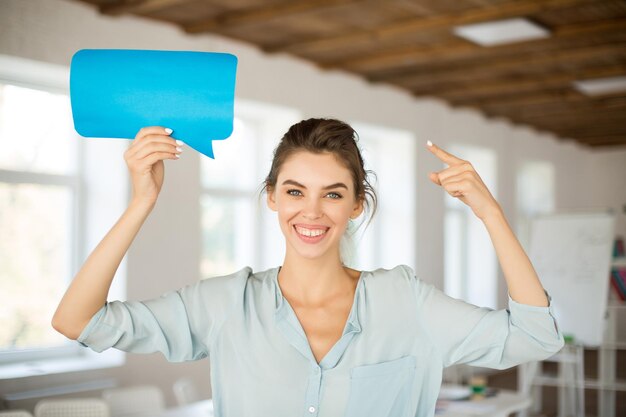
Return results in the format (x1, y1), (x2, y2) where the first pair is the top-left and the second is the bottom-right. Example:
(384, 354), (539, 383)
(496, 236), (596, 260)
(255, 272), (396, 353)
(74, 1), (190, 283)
(436, 385), (531, 417)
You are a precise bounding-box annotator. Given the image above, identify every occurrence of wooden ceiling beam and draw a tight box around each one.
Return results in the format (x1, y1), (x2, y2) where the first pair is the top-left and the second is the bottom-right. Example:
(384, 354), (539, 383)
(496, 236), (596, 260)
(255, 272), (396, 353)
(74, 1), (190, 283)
(519, 114), (626, 130)
(322, 17), (626, 72)
(482, 95), (626, 118)
(553, 126), (626, 138)
(184, 0), (362, 34)
(263, 0), (594, 54)
(490, 101), (626, 120)
(447, 89), (589, 108)
(494, 109), (626, 126)
(381, 42), (626, 88)
(418, 64), (626, 101)
(578, 135), (626, 146)
(100, 0), (190, 16)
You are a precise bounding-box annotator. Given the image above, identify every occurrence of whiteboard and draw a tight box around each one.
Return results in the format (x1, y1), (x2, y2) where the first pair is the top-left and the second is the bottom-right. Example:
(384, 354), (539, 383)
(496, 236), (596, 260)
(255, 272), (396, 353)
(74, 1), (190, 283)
(527, 211), (615, 346)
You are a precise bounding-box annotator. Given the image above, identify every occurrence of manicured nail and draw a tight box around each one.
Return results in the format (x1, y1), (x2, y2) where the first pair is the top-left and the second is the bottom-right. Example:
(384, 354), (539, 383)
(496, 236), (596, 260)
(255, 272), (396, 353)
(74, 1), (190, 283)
(175, 154), (180, 159)
(164, 128), (173, 135)
(176, 140), (184, 146)
(426, 140), (433, 147)
(176, 147), (182, 152)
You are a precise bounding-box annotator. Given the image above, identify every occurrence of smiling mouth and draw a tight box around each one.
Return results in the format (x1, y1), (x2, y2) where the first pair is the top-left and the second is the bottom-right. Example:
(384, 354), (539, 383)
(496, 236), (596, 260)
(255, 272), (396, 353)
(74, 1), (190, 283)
(293, 225), (329, 237)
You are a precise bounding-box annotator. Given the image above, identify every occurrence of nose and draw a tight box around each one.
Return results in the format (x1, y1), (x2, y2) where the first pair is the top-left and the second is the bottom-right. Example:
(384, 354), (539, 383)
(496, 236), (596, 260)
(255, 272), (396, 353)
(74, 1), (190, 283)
(302, 196), (323, 220)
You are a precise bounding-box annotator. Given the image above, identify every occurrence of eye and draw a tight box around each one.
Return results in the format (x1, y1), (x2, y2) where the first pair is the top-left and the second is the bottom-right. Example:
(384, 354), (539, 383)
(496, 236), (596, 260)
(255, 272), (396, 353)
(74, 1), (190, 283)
(286, 189), (302, 196)
(286, 189), (342, 199)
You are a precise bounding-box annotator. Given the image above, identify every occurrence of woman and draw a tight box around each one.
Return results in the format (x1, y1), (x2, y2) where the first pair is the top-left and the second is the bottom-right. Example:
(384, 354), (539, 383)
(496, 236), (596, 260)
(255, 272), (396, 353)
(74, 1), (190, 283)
(52, 118), (563, 417)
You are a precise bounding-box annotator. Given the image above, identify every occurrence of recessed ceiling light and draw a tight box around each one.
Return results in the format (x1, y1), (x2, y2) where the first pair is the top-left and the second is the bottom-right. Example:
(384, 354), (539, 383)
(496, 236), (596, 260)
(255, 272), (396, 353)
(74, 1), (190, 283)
(453, 17), (550, 46)
(573, 76), (626, 96)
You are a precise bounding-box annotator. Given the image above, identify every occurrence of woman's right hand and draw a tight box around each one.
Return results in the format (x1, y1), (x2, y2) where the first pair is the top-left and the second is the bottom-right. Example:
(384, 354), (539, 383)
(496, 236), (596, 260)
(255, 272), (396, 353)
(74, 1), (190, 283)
(124, 126), (182, 207)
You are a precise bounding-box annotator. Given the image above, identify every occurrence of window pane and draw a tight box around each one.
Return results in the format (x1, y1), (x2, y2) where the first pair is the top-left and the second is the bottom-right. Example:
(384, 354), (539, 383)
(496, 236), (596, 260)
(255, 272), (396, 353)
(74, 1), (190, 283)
(200, 117), (257, 190)
(517, 161), (555, 216)
(444, 209), (465, 299)
(516, 160), (555, 248)
(200, 196), (255, 278)
(0, 183), (72, 350)
(0, 84), (77, 175)
(349, 122), (417, 270)
(444, 145), (497, 309)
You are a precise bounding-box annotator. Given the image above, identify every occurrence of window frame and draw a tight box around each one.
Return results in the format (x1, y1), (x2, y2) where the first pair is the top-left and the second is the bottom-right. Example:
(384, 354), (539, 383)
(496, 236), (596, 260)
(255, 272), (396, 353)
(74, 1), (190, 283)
(0, 54), (125, 378)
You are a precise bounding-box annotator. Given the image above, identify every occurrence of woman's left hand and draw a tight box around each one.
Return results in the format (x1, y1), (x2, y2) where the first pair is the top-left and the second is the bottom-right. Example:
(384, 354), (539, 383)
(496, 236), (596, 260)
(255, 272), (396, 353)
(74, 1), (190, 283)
(426, 141), (502, 221)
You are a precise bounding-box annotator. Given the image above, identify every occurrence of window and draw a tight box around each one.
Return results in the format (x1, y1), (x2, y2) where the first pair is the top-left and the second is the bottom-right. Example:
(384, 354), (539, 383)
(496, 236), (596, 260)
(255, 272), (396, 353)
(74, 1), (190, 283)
(444, 145), (498, 309)
(0, 83), (77, 353)
(199, 99), (300, 277)
(0, 55), (126, 378)
(348, 122), (417, 271)
(516, 160), (555, 248)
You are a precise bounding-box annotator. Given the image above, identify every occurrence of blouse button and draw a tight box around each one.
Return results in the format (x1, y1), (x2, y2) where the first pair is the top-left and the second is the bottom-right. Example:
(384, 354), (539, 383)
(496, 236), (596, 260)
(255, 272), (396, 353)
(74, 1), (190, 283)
(308, 406), (316, 413)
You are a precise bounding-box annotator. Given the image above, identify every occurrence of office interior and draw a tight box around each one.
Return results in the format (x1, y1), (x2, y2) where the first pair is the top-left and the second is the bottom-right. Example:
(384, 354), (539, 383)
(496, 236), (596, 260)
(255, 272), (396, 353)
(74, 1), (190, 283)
(1, 0), (625, 416)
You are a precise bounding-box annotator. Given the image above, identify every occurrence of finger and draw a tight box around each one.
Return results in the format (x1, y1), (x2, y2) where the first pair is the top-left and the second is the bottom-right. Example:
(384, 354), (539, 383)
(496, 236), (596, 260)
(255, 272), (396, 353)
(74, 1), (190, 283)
(142, 151), (180, 167)
(428, 172), (441, 186)
(126, 135), (180, 159)
(134, 142), (182, 160)
(426, 141), (465, 166)
(429, 163), (473, 186)
(436, 163), (474, 183)
(441, 179), (469, 198)
(131, 126), (173, 146)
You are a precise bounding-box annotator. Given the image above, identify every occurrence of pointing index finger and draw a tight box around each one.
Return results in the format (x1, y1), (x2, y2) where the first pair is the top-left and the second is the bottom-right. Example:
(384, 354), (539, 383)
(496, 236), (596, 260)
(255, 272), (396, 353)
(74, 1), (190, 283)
(426, 141), (464, 165)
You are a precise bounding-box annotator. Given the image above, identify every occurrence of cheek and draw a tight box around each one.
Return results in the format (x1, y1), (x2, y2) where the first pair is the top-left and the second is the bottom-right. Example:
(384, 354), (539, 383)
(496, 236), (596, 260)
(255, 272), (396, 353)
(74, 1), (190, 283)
(276, 200), (298, 223)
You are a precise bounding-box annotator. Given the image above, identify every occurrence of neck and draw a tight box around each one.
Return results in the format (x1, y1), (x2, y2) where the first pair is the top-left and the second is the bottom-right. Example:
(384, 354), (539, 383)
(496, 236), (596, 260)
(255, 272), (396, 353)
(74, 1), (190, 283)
(278, 250), (357, 307)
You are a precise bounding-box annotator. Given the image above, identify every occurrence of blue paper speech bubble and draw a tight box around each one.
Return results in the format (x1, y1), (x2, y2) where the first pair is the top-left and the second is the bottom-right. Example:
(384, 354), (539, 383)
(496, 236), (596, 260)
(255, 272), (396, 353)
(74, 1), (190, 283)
(69, 49), (238, 158)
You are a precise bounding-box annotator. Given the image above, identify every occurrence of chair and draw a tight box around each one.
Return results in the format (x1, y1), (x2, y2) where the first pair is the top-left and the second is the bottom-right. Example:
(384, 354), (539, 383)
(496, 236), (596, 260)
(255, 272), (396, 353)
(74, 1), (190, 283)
(101, 385), (164, 417)
(0, 411), (34, 417)
(173, 377), (199, 406)
(34, 398), (109, 417)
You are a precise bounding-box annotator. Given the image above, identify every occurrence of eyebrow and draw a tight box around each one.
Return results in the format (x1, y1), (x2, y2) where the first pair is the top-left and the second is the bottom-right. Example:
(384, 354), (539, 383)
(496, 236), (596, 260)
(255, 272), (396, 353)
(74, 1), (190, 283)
(281, 179), (348, 190)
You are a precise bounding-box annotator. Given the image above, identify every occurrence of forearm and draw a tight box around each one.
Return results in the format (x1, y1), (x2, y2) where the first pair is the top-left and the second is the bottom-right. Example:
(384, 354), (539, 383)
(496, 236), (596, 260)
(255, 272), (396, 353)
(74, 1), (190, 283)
(52, 198), (155, 339)
(482, 206), (549, 307)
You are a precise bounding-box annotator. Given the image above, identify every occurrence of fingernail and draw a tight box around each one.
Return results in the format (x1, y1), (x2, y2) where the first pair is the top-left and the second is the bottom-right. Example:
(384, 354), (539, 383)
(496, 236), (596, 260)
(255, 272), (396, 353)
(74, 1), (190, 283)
(175, 154), (180, 159)
(164, 128), (173, 135)
(426, 140), (433, 147)
(176, 147), (182, 152)
(176, 140), (184, 146)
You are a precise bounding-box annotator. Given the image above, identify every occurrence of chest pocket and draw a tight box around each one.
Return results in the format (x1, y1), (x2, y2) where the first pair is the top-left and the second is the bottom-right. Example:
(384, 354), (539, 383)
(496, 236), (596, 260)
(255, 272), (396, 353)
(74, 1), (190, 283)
(344, 355), (417, 417)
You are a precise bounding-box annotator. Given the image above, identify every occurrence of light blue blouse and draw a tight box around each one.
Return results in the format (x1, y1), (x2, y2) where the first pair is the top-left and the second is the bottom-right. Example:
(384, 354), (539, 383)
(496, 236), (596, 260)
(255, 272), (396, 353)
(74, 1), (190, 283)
(78, 264), (564, 417)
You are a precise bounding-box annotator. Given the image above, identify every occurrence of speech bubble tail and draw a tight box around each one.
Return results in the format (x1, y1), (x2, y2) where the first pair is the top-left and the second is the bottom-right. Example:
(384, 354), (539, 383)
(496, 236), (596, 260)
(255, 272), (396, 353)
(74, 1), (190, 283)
(202, 141), (215, 159)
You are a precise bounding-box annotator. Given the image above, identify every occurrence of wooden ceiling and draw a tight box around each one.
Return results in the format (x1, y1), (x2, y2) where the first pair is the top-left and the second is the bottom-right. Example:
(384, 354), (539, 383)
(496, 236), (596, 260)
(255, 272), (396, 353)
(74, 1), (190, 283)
(74, 0), (626, 148)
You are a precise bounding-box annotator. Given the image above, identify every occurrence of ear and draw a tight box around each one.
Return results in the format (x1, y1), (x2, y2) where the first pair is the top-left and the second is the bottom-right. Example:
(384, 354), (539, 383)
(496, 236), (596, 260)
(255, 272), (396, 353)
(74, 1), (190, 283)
(266, 187), (277, 212)
(351, 198), (364, 219)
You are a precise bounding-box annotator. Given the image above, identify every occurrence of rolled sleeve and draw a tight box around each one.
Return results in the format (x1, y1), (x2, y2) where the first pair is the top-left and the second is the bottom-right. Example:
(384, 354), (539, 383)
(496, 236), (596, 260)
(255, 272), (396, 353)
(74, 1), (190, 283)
(504, 290), (564, 362)
(77, 266), (252, 362)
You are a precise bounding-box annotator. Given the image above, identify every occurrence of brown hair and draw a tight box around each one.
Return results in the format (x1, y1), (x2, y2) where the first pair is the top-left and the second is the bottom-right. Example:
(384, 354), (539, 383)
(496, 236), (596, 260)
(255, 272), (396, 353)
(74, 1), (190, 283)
(257, 118), (378, 262)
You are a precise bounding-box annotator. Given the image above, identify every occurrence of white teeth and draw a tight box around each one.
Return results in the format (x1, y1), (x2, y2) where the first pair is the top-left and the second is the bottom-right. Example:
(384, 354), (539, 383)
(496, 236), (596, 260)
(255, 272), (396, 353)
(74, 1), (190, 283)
(295, 226), (327, 237)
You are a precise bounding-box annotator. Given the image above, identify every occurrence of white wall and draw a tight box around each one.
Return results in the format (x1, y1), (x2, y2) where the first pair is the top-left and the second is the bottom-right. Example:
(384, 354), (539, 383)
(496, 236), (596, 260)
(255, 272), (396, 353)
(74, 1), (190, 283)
(1, 0), (625, 408)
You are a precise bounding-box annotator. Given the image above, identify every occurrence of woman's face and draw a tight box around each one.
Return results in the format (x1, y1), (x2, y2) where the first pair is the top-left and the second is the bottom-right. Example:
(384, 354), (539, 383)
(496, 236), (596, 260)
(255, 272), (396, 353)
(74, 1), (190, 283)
(267, 151), (363, 261)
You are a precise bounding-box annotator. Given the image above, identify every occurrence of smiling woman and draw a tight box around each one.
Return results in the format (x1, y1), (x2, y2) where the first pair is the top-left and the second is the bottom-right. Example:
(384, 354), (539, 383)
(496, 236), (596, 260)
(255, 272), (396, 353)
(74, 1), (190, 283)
(52, 117), (564, 417)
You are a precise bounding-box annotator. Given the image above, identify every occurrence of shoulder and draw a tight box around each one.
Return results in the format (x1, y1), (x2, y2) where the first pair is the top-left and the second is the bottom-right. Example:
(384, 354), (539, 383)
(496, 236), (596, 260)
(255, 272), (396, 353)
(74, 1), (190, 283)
(361, 264), (420, 297)
(194, 266), (254, 290)
(364, 264), (436, 300)
(365, 264), (417, 285)
(178, 266), (261, 307)
(193, 265), (281, 290)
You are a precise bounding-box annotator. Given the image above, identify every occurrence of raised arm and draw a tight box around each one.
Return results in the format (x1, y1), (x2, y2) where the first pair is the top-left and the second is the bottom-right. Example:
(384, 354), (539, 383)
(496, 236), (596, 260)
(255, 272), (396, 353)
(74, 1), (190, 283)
(52, 126), (182, 339)
(426, 141), (548, 307)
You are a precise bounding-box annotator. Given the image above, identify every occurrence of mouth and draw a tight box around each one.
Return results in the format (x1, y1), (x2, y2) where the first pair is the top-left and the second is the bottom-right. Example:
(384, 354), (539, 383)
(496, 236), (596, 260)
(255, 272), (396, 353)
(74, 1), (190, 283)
(293, 225), (329, 244)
